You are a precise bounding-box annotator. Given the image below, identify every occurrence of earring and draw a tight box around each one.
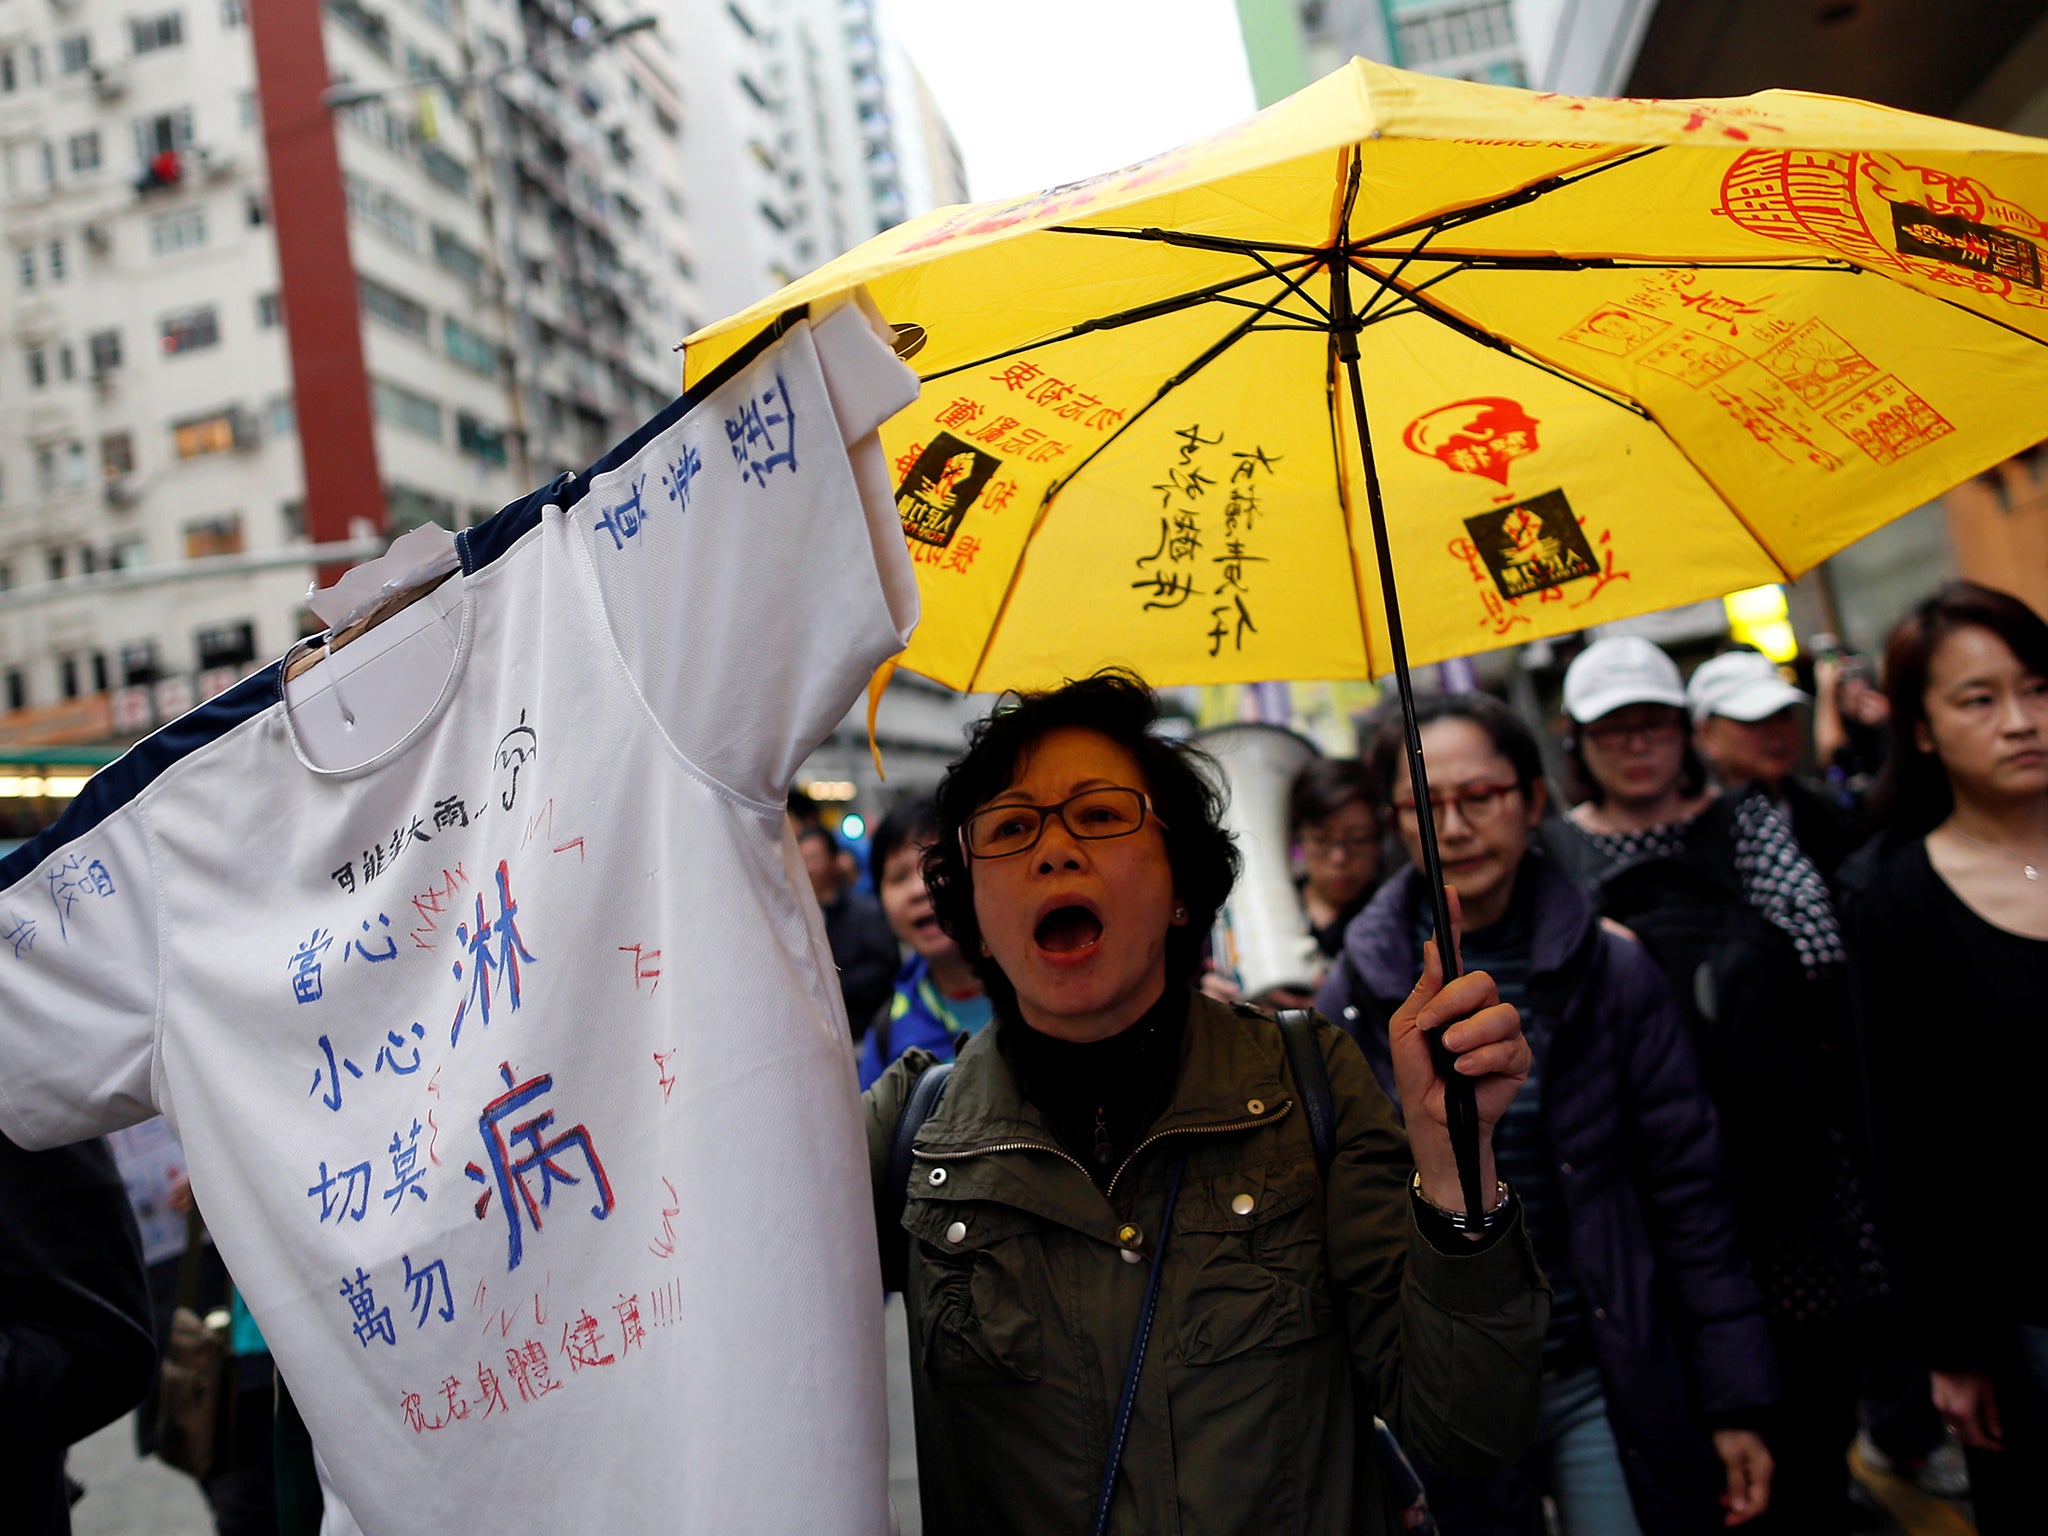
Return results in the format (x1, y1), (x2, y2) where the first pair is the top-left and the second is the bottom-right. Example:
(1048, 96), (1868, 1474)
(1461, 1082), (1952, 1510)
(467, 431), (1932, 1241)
(1172, 905), (1188, 922)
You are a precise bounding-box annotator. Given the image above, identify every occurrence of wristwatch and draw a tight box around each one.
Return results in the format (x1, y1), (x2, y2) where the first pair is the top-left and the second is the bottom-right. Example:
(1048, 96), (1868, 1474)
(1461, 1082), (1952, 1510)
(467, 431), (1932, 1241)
(1410, 1170), (1515, 1235)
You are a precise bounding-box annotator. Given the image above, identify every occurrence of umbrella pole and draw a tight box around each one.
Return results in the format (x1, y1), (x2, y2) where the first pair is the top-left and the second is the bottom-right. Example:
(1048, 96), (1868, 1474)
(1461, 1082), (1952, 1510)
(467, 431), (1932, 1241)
(1330, 262), (1488, 1223)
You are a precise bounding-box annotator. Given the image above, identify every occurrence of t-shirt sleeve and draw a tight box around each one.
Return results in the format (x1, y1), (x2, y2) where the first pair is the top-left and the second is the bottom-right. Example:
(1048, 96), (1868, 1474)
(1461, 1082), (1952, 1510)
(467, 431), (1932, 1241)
(574, 297), (920, 804)
(0, 804), (162, 1150)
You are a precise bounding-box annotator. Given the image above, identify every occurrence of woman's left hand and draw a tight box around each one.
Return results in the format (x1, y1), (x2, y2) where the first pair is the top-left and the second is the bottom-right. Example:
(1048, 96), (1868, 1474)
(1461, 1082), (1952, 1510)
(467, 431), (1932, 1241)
(1711, 1429), (1773, 1525)
(1387, 888), (1532, 1211)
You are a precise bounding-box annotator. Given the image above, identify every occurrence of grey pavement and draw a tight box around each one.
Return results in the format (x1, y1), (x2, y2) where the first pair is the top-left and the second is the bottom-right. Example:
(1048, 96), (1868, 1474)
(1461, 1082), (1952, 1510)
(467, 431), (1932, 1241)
(69, 1417), (213, 1536)
(66, 1298), (923, 1536)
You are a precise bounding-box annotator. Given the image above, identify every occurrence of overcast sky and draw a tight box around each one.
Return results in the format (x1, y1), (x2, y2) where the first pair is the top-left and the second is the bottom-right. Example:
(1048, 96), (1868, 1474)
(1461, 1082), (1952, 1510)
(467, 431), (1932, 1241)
(884, 0), (1259, 202)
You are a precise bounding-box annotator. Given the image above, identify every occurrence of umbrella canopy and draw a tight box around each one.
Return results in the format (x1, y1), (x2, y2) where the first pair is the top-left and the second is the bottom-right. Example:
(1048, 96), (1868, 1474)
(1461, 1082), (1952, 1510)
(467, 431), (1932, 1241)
(685, 60), (2048, 694)
(686, 61), (2048, 1214)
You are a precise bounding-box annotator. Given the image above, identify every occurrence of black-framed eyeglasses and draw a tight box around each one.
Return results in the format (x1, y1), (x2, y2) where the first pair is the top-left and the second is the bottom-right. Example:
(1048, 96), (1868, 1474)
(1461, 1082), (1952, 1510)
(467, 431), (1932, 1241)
(960, 786), (1167, 860)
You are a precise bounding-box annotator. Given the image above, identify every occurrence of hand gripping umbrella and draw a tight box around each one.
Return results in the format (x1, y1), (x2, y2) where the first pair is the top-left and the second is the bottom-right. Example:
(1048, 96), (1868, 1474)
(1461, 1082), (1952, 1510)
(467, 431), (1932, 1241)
(687, 60), (2048, 1217)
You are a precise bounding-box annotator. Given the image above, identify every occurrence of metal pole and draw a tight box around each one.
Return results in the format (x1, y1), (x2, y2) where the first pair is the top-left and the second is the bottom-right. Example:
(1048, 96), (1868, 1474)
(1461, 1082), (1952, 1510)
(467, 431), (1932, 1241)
(1329, 250), (1487, 1222)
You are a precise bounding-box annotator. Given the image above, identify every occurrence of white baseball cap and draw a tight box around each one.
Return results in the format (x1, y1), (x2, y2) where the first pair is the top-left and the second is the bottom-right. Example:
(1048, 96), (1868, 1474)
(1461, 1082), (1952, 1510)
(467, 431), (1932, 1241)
(1686, 649), (1810, 723)
(1562, 636), (1687, 724)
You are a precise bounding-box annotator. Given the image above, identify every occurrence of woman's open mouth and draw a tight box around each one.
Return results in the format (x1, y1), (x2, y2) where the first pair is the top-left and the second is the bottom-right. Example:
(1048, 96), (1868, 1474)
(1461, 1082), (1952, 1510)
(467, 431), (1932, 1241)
(1034, 905), (1104, 957)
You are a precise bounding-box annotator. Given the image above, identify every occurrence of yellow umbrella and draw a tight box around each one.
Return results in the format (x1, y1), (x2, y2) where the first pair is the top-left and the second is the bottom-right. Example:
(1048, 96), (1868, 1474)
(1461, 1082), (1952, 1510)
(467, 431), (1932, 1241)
(686, 59), (2048, 1208)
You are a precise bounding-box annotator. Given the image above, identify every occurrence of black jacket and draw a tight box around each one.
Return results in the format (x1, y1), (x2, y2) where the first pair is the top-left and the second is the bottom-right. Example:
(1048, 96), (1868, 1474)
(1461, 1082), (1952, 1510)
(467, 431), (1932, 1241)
(1, 1131), (157, 1535)
(1319, 860), (1777, 1536)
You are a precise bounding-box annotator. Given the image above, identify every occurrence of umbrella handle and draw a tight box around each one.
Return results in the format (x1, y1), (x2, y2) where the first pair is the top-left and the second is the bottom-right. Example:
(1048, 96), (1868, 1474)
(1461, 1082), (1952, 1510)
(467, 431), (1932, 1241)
(1331, 248), (1490, 1224)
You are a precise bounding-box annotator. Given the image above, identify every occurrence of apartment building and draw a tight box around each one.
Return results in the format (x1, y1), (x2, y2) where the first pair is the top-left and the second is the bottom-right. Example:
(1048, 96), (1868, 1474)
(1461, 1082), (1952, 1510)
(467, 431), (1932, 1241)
(673, 0), (966, 323)
(0, 0), (695, 750)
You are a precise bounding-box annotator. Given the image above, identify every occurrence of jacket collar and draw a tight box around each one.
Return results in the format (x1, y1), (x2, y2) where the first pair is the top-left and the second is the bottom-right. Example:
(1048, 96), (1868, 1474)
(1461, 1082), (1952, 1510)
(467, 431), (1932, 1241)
(913, 988), (1292, 1158)
(1342, 857), (1595, 1009)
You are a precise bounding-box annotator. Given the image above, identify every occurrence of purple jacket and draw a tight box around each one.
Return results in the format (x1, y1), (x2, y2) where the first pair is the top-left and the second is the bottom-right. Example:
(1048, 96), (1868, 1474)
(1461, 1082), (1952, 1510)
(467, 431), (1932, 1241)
(1317, 858), (1779, 1536)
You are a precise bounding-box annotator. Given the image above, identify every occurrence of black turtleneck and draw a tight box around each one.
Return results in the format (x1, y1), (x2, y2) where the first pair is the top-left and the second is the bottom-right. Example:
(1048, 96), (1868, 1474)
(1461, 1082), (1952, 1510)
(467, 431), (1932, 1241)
(997, 984), (1188, 1198)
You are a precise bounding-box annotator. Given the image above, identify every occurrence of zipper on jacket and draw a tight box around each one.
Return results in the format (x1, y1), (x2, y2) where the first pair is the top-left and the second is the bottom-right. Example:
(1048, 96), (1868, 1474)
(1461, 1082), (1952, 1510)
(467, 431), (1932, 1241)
(913, 1100), (1295, 1204)
(1105, 1100), (1293, 1200)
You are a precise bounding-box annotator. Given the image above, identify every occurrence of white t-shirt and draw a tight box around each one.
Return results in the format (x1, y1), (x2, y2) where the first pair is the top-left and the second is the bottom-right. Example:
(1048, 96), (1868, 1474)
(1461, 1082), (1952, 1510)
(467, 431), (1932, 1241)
(0, 304), (918, 1535)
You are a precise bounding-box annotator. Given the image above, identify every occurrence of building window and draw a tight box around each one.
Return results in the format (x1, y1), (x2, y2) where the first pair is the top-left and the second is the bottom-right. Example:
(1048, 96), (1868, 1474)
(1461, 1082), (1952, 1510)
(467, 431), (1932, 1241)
(269, 394), (295, 437)
(36, 445), (59, 493)
(457, 413), (508, 465)
(17, 248), (33, 289)
(48, 239), (64, 281)
(429, 225), (483, 284)
(385, 483), (456, 533)
(58, 343), (75, 382)
(119, 642), (161, 686)
(196, 620), (256, 668)
(4, 670), (24, 711)
(0, 52), (15, 95)
(343, 174), (417, 247)
(417, 143), (469, 194)
(60, 656), (81, 699)
(47, 549), (68, 582)
(173, 410), (237, 458)
(102, 431), (135, 479)
(64, 442), (86, 489)
(149, 205), (206, 254)
(373, 378), (443, 439)
(245, 189), (265, 225)
(131, 13), (186, 54)
(239, 89), (258, 128)
(442, 316), (496, 375)
(326, 0), (393, 59)
(223, 0), (247, 24)
(27, 349), (46, 388)
(256, 291), (281, 328)
(89, 329), (123, 376)
(69, 131), (101, 173)
(133, 109), (195, 167)
(358, 276), (429, 340)
(184, 517), (245, 560)
(59, 35), (93, 74)
(161, 306), (220, 354)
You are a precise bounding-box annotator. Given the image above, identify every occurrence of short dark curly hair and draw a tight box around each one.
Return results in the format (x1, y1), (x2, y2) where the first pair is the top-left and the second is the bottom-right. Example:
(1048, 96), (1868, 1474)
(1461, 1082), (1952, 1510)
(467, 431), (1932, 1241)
(923, 669), (1240, 1020)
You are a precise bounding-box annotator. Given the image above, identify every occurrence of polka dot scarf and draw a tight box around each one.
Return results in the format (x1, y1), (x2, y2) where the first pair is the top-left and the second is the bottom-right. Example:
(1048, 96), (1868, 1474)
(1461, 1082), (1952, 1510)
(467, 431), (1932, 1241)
(1731, 791), (1847, 978)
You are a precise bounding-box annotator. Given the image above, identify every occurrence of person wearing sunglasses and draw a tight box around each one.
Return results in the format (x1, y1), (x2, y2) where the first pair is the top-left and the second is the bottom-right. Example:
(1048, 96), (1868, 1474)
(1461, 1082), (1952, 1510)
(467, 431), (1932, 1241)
(865, 670), (1545, 1536)
(1319, 693), (1777, 1536)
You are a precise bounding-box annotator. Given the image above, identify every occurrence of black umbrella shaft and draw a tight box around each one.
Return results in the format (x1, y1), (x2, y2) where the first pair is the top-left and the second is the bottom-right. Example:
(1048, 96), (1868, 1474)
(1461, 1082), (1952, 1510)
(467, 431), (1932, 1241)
(1331, 256), (1488, 1224)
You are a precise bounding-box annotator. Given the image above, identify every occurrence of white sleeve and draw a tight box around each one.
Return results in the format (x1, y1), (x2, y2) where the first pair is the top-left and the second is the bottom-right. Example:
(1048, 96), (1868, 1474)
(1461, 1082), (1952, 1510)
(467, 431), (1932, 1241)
(575, 300), (920, 805)
(0, 801), (162, 1150)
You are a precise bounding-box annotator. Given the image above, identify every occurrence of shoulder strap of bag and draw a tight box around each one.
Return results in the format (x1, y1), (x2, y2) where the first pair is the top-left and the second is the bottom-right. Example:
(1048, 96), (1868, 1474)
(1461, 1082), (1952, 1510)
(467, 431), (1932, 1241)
(1277, 1009), (1335, 1179)
(879, 1060), (953, 1292)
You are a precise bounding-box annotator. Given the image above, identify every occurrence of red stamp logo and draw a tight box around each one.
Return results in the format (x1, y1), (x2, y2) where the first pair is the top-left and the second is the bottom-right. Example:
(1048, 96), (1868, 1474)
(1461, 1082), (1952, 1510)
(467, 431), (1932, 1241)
(1402, 397), (1540, 489)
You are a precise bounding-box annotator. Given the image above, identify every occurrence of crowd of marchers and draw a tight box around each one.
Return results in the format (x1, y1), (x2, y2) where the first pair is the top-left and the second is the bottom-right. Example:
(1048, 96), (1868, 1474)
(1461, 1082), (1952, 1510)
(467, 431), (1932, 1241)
(9, 577), (2044, 1536)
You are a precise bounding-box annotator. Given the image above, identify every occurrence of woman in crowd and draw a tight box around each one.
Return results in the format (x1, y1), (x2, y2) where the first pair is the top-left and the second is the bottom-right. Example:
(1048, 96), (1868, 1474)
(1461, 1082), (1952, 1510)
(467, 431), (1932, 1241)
(857, 796), (993, 1089)
(1292, 756), (1383, 962)
(1544, 637), (1715, 884)
(1320, 693), (1777, 1536)
(1842, 581), (2048, 1535)
(1559, 645), (1884, 1536)
(865, 670), (1546, 1536)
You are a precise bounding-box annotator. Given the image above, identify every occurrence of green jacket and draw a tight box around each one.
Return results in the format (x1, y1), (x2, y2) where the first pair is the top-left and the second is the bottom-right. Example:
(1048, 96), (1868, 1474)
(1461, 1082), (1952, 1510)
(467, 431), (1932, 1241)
(864, 989), (1549, 1536)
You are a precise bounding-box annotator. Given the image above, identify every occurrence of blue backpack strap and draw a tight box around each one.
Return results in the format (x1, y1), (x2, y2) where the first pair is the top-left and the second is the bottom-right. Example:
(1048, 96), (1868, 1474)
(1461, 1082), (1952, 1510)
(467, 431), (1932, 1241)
(879, 1061), (952, 1293)
(1276, 1009), (1335, 1179)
